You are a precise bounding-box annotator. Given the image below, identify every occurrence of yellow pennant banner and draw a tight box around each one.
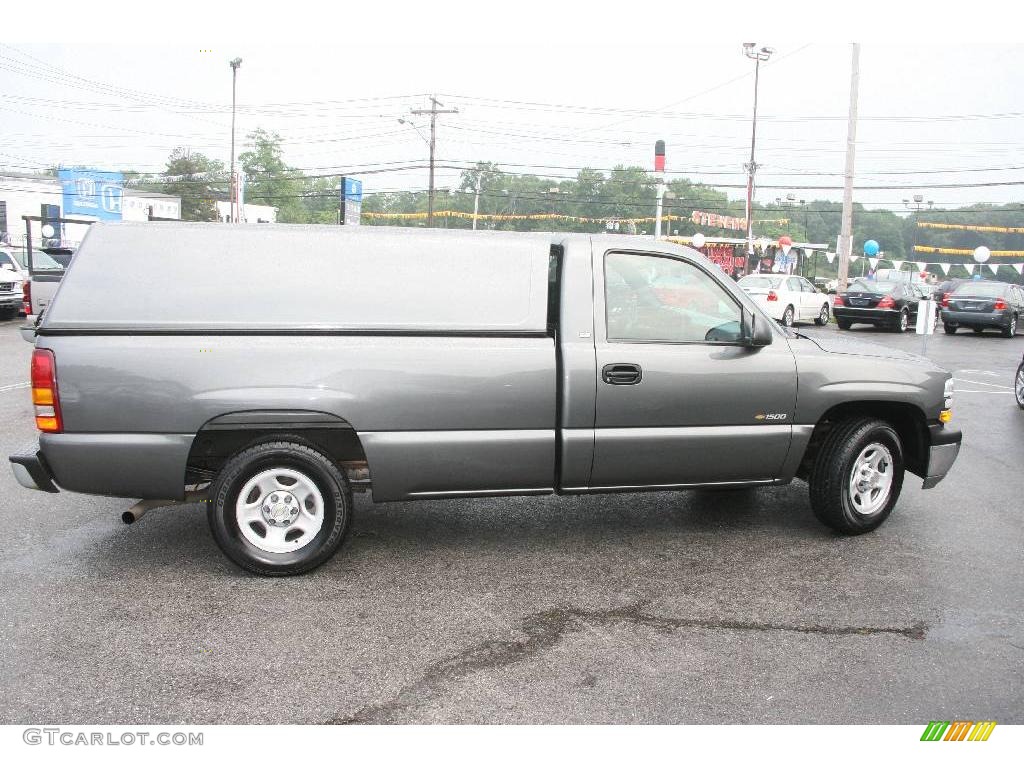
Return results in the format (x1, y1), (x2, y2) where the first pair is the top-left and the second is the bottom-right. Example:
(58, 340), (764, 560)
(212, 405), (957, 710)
(913, 245), (1024, 257)
(917, 222), (1024, 234)
(361, 211), (790, 227)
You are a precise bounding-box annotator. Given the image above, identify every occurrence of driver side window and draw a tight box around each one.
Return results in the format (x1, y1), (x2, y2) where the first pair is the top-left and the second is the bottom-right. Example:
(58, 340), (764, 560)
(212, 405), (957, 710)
(605, 252), (743, 343)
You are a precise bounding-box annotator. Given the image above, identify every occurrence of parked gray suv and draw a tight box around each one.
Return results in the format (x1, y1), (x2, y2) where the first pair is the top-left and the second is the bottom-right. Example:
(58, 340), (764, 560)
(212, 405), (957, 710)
(10, 223), (962, 575)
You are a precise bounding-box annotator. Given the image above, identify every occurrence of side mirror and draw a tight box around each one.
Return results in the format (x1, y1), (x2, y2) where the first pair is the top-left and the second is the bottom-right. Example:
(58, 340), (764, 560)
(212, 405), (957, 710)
(742, 309), (774, 348)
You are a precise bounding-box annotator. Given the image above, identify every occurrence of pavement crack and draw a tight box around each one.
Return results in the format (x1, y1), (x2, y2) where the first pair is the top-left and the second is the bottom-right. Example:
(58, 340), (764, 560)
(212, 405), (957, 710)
(328, 602), (927, 724)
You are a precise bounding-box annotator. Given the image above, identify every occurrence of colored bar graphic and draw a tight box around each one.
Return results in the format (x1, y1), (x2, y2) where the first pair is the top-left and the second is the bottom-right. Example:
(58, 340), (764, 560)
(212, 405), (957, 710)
(944, 721), (972, 741)
(921, 721), (950, 741)
(968, 721), (997, 741)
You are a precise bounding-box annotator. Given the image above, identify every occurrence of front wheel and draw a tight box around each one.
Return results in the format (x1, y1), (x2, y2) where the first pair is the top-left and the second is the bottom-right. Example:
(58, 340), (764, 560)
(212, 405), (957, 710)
(1015, 362), (1024, 410)
(944, 323), (957, 335)
(208, 440), (352, 576)
(782, 305), (795, 327)
(808, 417), (905, 534)
(814, 304), (830, 326)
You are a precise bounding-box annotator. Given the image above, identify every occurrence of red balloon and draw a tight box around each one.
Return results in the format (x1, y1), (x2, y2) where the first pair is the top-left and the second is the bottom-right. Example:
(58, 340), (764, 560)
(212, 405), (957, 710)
(778, 236), (793, 247)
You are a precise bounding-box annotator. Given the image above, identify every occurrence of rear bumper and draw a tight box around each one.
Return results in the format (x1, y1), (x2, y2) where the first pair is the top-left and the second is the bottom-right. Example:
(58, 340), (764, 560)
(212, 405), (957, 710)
(833, 307), (899, 325)
(9, 443), (60, 493)
(922, 424), (962, 490)
(940, 309), (1011, 329)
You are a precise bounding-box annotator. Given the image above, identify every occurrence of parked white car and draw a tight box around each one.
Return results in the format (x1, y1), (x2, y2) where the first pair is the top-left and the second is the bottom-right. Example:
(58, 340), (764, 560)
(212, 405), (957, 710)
(0, 249), (27, 319)
(738, 274), (832, 327)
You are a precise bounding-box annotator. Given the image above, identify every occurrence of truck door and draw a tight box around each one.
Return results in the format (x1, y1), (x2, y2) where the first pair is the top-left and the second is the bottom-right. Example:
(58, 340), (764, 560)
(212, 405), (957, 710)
(589, 249), (798, 489)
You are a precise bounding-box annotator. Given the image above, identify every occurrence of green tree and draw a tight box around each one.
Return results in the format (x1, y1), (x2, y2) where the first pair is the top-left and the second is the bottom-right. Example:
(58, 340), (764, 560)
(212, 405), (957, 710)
(159, 148), (225, 222)
(238, 129), (304, 223)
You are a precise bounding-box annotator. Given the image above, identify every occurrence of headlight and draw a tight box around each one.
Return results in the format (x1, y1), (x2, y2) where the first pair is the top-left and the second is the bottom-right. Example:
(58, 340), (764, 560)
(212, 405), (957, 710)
(940, 378), (954, 422)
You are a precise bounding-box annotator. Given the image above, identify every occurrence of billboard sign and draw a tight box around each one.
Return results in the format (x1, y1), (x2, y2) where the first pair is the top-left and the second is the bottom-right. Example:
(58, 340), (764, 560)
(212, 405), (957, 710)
(340, 177), (362, 225)
(58, 168), (123, 220)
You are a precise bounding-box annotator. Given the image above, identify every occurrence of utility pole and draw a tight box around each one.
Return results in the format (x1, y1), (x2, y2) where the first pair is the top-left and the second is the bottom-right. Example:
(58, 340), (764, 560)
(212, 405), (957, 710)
(837, 43), (860, 293)
(472, 172), (482, 230)
(411, 95), (458, 227)
(229, 57), (242, 224)
(743, 43), (773, 263)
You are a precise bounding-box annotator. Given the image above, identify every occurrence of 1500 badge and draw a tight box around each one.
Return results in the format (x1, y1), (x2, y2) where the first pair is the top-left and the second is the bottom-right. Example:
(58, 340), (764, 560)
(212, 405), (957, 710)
(755, 413), (788, 421)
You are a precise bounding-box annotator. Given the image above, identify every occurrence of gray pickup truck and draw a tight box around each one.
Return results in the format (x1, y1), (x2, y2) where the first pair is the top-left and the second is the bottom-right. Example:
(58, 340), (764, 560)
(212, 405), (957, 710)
(10, 222), (961, 575)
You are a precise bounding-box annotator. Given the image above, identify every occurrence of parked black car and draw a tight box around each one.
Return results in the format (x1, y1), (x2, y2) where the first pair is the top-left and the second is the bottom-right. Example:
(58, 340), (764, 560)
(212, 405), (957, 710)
(1016, 353), (1024, 410)
(941, 280), (1024, 337)
(833, 279), (923, 332)
(934, 278), (966, 308)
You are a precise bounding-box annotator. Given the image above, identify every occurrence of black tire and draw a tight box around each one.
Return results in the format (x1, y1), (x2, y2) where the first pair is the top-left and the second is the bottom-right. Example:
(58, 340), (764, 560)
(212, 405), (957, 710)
(1015, 362), (1024, 410)
(1002, 314), (1017, 338)
(894, 309), (909, 333)
(814, 304), (830, 326)
(943, 323), (957, 335)
(808, 417), (905, 535)
(837, 319), (852, 330)
(782, 305), (795, 327)
(973, 327), (985, 335)
(208, 440), (352, 576)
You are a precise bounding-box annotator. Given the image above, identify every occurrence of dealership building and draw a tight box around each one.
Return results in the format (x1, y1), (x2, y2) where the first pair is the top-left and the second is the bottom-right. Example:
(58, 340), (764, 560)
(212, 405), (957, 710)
(0, 170), (182, 250)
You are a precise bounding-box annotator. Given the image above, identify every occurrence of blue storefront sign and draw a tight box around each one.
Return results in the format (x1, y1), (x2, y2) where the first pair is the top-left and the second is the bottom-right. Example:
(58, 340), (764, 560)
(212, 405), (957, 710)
(340, 177), (362, 225)
(58, 168), (123, 220)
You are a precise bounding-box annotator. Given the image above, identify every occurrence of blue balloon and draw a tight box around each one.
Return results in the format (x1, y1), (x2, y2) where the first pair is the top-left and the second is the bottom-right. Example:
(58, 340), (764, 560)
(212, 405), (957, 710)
(863, 239), (880, 257)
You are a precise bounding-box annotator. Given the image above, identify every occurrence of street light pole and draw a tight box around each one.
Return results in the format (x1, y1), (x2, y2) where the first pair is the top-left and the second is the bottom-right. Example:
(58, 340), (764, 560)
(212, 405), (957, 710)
(229, 57), (242, 224)
(743, 43), (773, 266)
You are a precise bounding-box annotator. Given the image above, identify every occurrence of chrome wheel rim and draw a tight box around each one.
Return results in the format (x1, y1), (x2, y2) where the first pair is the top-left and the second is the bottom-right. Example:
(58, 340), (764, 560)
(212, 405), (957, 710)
(849, 442), (894, 517)
(784, 308), (794, 326)
(1016, 366), (1024, 405)
(819, 305), (829, 323)
(235, 467), (325, 553)
(899, 312), (908, 331)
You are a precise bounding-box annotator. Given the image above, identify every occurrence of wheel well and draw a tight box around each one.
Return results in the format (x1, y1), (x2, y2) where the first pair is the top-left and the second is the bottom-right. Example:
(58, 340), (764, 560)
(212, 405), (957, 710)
(185, 426), (368, 489)
(797, 401), (930, 480)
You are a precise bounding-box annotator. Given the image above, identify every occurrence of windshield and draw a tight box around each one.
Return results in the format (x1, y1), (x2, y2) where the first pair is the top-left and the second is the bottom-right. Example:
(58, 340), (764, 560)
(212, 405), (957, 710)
(28, 251), (64, 270)
(850, 280), (898, 294)
(738, 276), (782, 289)
(952, 282), (1004, 298)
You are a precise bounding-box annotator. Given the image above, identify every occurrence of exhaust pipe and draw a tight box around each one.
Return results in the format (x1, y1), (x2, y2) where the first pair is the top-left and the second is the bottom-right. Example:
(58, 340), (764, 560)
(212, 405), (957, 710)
(122, 487), (212, 524)
(122, 499), (176, 525)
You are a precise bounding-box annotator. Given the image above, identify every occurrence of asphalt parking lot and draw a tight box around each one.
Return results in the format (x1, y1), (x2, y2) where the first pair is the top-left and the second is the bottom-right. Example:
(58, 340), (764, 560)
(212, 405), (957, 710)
(0, 316), (1021, 724)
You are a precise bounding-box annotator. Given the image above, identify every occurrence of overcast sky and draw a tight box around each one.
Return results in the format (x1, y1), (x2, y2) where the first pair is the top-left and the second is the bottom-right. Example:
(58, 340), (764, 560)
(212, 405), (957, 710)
(2, 7), (1022, 213)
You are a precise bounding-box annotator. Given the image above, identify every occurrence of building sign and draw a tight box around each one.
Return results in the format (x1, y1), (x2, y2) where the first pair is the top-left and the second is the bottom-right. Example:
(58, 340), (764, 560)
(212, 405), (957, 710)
(58, 168), (123, 221)
(690, 210), (746, 232)
(340, 177), (362, 225)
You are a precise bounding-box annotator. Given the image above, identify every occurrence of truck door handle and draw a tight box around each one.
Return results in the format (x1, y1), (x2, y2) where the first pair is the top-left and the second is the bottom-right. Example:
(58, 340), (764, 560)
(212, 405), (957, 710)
(602, 363), (642, 385)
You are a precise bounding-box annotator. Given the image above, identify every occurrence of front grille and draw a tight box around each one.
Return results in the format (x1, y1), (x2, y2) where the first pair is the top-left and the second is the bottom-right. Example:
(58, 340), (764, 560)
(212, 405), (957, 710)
(0, 282), (15, 292)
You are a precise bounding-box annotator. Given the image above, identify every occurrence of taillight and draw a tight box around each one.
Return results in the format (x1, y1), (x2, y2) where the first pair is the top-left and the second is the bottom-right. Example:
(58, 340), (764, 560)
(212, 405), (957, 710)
(877, 295), (896, 309)
(31, 349), (62, 433)
(766, 290), (778, 301)
(22, 280), (31, 315)
(994, 299), (1007, 311)
(941, 293), (949, 308)
(833, 294), (845, 306)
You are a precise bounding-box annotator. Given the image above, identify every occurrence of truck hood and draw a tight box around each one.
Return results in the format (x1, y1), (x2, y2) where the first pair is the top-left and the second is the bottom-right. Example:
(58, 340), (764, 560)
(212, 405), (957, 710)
(799, 331), (931, 364)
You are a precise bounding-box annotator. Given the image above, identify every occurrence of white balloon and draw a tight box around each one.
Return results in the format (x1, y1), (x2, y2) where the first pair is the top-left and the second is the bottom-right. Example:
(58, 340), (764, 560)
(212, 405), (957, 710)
(973, 246), (991, 263)
(40, 224), (55, 238)
(691, 233), (706, 249)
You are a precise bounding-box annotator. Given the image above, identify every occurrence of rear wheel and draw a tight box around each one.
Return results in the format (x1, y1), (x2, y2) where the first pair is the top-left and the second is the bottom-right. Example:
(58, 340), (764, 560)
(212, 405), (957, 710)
(943, 323), (957, 335)
(1002, 314), (1018, 338)
(973, 327), (985, 335)
(782, 305), (795, 327)
(814, 304), (830, 326)
(808, 417), (904, 534)
(208, 440), (352, 576)
(894, 309), (909, 332)
(837, 319), (852, 330)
